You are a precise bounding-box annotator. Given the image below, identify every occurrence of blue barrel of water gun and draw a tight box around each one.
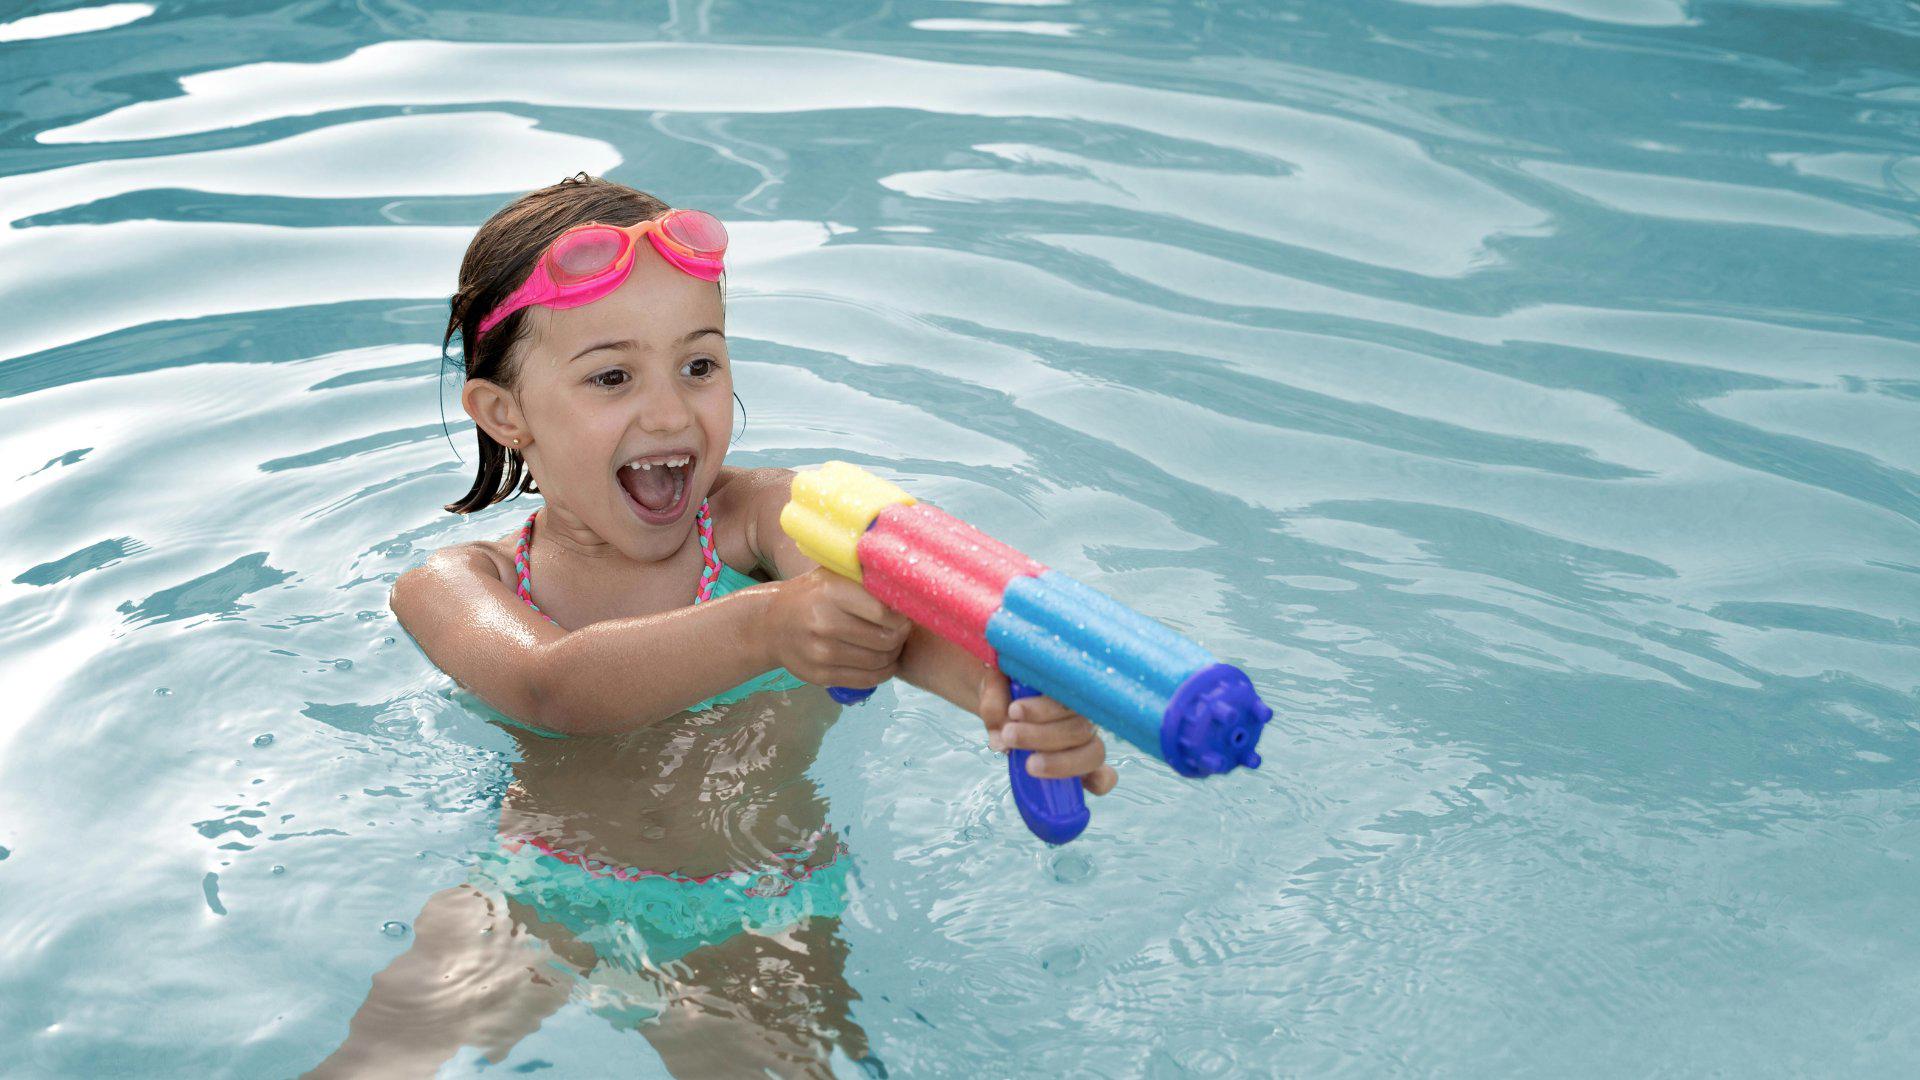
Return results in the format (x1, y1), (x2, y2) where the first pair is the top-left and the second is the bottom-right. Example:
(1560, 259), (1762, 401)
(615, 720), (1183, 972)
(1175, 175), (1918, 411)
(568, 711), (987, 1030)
(837, 570), (1272, 844)
(986, 570), (1270, 790)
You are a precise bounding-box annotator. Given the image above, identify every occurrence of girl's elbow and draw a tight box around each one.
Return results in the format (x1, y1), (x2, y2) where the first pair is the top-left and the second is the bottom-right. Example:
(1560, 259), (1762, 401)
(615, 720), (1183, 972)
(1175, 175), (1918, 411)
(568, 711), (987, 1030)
(523, 638), (575, 733)
(522, 639), (656, 737)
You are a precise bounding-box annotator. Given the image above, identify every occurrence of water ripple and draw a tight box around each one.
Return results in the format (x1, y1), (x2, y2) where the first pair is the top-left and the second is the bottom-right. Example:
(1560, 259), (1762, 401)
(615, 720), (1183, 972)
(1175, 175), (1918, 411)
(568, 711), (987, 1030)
(1, 1), (1917, 1076)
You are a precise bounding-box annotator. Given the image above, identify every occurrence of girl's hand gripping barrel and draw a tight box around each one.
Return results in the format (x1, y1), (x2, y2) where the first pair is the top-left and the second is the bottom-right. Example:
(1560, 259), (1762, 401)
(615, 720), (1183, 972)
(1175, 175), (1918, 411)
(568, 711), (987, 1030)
(779, 462), (1273, 845)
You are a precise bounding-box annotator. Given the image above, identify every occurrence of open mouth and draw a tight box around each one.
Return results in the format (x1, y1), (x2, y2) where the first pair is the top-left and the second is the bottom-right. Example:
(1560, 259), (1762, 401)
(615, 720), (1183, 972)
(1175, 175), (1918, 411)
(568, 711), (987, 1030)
(616, 449), (696, 525)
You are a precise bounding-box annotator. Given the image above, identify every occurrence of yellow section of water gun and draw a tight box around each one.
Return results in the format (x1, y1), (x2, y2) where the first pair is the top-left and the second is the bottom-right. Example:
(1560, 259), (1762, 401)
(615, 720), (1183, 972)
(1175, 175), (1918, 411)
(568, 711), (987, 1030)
(779, 461), (916, 582)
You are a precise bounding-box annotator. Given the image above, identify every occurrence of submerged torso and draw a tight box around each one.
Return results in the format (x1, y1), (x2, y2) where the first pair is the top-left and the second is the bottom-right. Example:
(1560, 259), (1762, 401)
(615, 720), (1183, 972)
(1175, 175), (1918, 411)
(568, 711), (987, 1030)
(495, 689), (842, 878)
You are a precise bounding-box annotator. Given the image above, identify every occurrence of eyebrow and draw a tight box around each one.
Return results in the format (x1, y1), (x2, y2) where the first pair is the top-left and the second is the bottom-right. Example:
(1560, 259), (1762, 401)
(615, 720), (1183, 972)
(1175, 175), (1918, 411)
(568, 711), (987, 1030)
(569, 327), (725, 363)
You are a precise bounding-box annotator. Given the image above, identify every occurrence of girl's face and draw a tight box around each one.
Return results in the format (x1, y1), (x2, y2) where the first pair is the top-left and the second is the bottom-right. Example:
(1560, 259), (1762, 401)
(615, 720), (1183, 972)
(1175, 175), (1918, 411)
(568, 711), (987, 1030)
(507, 247), (733, 560)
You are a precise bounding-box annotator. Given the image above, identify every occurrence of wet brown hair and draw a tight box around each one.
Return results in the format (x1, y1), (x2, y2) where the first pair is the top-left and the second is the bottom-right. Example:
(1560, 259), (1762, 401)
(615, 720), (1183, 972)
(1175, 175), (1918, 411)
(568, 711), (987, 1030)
(441, 173), (722, 514)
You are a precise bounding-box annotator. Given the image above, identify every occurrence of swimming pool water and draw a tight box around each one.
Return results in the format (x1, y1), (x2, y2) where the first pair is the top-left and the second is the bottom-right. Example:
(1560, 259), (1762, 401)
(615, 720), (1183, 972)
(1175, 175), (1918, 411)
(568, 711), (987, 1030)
(1, 0), (1916, 1075)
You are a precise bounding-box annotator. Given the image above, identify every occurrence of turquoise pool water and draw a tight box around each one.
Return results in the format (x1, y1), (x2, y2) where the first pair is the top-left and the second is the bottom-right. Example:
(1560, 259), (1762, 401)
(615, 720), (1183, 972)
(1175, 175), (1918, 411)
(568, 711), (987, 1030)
(2, 0), (1917, 1075)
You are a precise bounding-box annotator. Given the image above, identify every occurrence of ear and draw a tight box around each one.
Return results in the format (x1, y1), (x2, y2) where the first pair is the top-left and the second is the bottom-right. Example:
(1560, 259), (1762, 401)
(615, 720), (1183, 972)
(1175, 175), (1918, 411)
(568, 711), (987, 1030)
(461, 377), (529, 448)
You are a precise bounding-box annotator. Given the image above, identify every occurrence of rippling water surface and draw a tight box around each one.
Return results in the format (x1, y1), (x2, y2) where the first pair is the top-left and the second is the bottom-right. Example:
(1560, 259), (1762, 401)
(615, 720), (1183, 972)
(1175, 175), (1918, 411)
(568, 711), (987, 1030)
(2, 0), (1917, 1075)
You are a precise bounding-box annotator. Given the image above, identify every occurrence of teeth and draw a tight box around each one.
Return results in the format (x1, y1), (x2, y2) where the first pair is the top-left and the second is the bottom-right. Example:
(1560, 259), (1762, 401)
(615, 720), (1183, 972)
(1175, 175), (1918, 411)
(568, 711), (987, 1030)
(624, 454), (693, 471)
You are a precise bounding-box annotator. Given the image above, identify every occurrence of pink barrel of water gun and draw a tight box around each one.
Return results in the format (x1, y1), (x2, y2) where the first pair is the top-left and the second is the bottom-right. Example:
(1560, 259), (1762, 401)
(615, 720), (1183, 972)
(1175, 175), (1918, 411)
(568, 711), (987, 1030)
(780, 463), (1272, 845)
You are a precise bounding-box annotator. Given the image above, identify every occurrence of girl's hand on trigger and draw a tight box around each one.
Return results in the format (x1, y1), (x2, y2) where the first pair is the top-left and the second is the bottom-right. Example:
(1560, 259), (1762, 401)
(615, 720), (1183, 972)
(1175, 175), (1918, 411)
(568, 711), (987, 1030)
(977, 670), (1119, 796)
(765, 567), (913, 689)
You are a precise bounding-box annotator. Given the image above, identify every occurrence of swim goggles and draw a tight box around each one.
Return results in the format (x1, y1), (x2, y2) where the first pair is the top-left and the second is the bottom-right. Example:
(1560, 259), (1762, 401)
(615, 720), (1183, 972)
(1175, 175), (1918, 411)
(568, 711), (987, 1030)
(477, 208), (728, 337)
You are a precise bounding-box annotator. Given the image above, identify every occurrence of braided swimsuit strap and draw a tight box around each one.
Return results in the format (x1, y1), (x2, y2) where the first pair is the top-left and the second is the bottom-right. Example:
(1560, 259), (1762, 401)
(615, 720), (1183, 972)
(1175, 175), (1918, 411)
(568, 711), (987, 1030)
(512, 511), (556, 624)
(694, 496), (722, 602)
(516, 499), (720, 624)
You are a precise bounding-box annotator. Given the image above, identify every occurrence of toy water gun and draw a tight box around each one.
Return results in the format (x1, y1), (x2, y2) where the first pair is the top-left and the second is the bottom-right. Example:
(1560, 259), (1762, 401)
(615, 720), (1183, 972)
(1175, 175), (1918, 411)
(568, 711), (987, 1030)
(779, 462), (1272, 845)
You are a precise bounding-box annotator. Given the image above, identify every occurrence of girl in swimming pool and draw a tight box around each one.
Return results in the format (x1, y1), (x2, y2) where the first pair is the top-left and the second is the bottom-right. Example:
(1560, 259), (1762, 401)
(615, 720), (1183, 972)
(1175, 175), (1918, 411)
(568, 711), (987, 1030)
(316, 174), (1116, 1077)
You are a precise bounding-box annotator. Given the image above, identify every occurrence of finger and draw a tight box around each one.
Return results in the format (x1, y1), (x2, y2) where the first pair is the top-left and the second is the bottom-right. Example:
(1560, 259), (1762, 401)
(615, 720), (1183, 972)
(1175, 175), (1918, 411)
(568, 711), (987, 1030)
(977, 669), (1011, 732)
(821, 641), (899, 672)
(998, 717), (1097, 753)
(821, 612), (910, 655)
(823, 575), (907, 631)
(1007, 695), (1074, 724)
(812, 662), (900, 690)
(1081, 765), (1118, 797)
(1024, 736), (1107, 780)
(801, 633), (897, 673)
(871, 605), (913, 637)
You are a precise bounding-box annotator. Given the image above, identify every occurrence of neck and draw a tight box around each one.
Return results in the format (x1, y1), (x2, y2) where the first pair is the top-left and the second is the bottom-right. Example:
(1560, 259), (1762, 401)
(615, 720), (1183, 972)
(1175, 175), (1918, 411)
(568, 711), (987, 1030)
(531, 503), (697, 567)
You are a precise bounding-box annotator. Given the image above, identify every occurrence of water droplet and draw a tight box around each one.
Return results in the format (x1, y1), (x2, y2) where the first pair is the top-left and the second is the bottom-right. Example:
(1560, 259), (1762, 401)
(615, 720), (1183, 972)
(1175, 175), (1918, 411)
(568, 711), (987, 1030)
(381, 920), (410, 939)
(356, 610), (382, 621)
(271, 865), (286, 876)
(153, 687), (172, 697)
(253, 733), (275, 748)
(333, 658), (354, 671)
(382, 636), (396, 646)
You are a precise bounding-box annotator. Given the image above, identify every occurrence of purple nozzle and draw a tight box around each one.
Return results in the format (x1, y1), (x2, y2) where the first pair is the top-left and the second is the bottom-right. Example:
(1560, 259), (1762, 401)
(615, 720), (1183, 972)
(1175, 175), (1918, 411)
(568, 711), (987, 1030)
(1159, 664), (1272, 779)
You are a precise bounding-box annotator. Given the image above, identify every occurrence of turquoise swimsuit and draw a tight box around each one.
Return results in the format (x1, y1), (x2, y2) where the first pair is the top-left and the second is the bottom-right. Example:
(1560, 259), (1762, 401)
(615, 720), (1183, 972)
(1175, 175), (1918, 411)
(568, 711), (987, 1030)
(483, 502), (850, 1005)
(685, 560), (813, 709)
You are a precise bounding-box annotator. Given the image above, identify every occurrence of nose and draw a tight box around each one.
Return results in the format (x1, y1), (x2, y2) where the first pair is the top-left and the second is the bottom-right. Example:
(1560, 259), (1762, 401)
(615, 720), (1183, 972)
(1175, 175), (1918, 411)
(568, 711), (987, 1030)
(635, 374), (694, 436)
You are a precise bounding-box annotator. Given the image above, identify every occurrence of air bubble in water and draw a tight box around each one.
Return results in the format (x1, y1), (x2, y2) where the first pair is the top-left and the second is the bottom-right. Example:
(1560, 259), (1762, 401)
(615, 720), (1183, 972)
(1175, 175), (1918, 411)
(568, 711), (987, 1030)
(1048, 849), (1095, 885)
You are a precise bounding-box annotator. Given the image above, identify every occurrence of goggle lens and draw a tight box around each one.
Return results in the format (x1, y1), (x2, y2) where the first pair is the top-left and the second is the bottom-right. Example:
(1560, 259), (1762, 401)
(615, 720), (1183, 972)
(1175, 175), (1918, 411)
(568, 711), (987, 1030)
(660, 209), (728, 255)
(549, 226), (627, 285)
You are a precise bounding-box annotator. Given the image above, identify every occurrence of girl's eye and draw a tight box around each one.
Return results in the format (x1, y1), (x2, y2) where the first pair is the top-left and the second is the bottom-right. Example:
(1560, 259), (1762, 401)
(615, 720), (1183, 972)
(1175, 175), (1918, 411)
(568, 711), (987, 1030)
(590, 369), (629, 389)
(683, 357), (720, 378)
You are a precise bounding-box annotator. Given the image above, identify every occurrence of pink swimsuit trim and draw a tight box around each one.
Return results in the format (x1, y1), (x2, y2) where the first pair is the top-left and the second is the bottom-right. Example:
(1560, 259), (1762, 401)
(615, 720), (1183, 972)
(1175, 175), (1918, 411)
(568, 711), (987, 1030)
(514, 499), (722, 624)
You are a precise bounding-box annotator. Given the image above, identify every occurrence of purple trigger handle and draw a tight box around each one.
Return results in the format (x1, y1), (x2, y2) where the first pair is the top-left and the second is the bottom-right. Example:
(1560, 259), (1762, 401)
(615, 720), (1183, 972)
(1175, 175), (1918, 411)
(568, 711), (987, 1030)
(1006, 679), (1091, 845)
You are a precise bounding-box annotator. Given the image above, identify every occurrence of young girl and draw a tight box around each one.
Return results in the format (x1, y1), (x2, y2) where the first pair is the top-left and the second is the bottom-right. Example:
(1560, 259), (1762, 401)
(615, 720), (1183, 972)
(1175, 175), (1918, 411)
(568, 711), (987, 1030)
(319, 175), (1117, 1077)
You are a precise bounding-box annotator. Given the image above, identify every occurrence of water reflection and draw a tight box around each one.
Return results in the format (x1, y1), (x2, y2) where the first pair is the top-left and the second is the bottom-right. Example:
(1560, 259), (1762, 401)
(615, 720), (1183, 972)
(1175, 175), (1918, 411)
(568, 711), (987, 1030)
(310, 688), (883, 1078)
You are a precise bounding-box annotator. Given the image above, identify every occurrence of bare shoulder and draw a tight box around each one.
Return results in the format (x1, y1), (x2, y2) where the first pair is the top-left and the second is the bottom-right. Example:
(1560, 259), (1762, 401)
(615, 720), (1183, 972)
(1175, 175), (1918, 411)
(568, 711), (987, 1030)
(707, 465), (796, 577)
(388, 537), (560, 726)
(391, 540), (512, 621)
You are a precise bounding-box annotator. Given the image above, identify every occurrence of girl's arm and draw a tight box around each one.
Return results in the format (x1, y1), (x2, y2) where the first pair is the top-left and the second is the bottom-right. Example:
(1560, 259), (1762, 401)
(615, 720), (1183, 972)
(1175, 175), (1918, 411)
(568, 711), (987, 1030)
(389, 543), (902, 737)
